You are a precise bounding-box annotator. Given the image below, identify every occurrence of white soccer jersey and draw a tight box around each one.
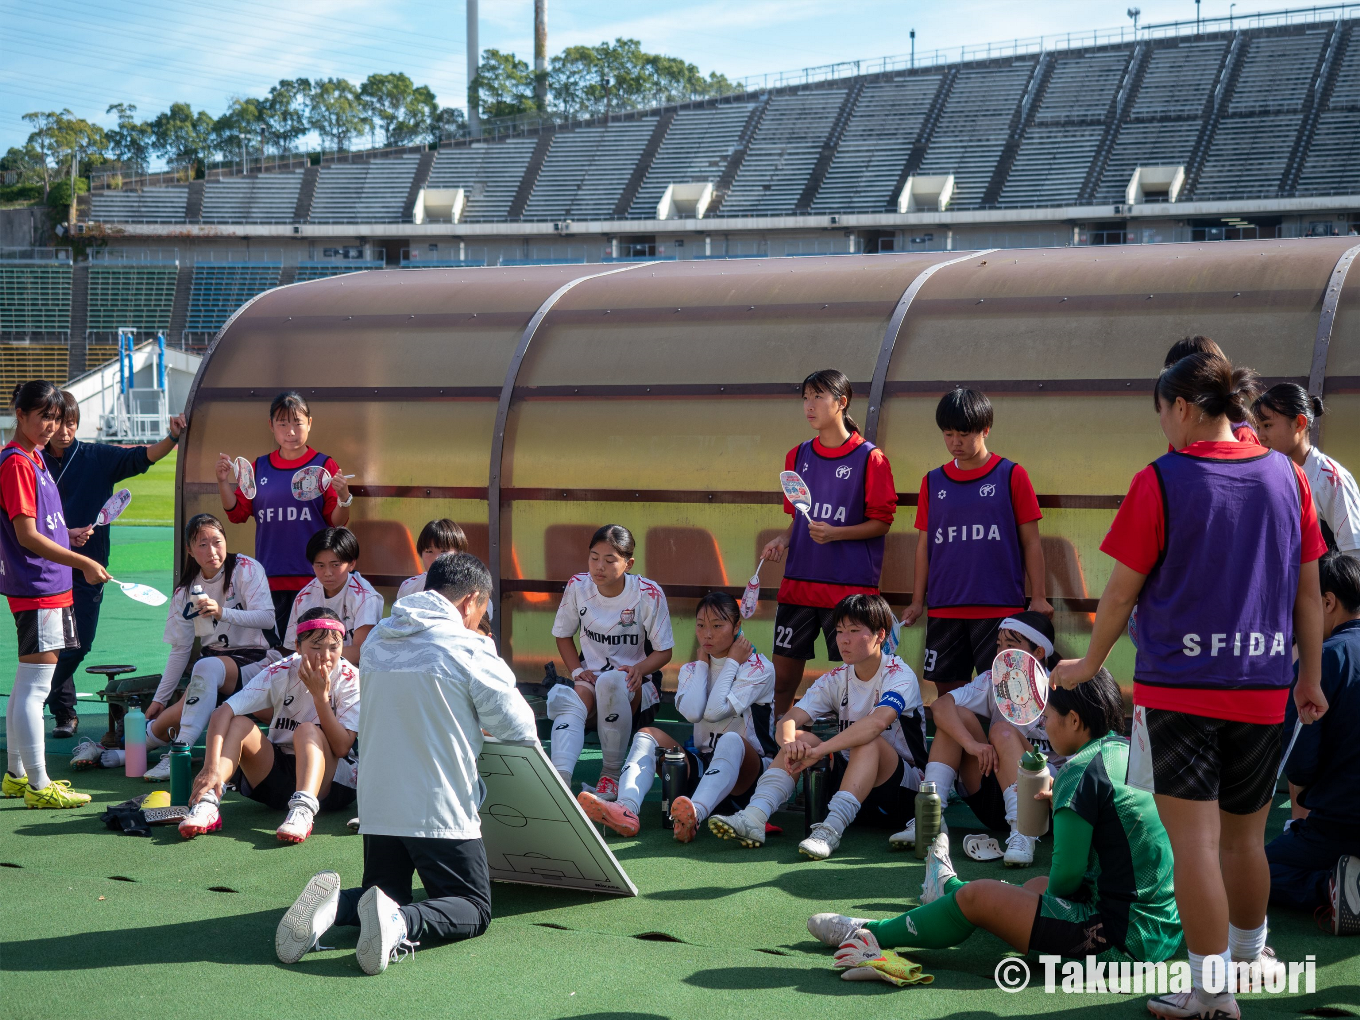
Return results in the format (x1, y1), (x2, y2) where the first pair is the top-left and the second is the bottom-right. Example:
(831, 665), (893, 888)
(951, 670), (1068, 772)
(675, 650), (775, 755)
(397, 571), (493, 617)
(225, 653), (361, 754)
(153, 554), (274, 705)
(1305, 446), (1360, 554)
(552, 573), (674, 673)
(284, 571), (383, 650)
(795, 653), (927, 767)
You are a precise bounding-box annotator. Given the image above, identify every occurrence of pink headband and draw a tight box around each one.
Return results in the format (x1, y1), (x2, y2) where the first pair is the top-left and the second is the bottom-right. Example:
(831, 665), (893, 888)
(297, 619), (346, 637)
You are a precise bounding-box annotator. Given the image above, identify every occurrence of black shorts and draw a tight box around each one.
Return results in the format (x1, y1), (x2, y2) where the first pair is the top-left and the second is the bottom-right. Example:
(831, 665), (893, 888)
(962, 769), (1010, 833)
(679, 747), (756, 815)
(923, 615), (1003, 691)
(830, 754), (909, 829)
(1030, 897), (1114, 958)
(773, 603), (841, 662)
(267, 588), (296, 649)
(1128, 706), (1283, 815)
(199, 646), (269, 675)
(13, 605), (79, 656)
(234, 745), (357, 812)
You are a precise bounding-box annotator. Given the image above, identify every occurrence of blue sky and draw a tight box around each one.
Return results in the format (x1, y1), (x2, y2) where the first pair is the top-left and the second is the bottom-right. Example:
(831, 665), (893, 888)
(0, 0), (1282, 159)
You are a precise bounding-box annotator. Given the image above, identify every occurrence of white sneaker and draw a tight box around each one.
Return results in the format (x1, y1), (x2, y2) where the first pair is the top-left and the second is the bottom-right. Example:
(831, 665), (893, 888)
(356, 886), (417, 976)
(143, 755), (173, 782)
(798, 822), (842, 861)
(1147, 988), (1240, 1019)
(276, 870), (341, 963)
(178, 791), (221, 839)
(708, 808), (766, 848)
(888, 816), (948, 850)
(1233, 946), (1286, 989)
(921, 832), (958, 904)
(1003, 830), (1036, 867)
(277, 791), (319, 844)
(70, 739), (105, 770)
(808, 912), (872, 948)
(347, 817), (361, 832)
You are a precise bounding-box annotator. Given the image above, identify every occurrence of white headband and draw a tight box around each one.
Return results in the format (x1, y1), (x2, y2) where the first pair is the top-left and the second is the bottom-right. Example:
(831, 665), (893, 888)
(999, 616), (1053, 658)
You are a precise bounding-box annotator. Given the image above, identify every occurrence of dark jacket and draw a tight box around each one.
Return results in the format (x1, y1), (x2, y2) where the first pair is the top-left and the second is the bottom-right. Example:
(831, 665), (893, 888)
(1284, 617), (1360, 828)
(41, 440), (153, 567)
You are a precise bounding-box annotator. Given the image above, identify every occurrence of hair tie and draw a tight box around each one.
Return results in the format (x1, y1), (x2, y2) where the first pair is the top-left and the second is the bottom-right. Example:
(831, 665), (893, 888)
(297, 618), (346, 637)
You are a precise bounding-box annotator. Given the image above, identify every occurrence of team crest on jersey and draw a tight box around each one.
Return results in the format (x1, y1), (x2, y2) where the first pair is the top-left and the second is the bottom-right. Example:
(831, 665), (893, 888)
(619, 608), (636, 627)
(937, 489), (946, 499)
(979, 483), (997, 497)
(835, 464), (852, 479)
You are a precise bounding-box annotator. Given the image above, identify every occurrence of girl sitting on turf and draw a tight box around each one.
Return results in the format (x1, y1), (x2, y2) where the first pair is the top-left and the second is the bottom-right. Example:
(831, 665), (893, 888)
(578, 592), (775, 842)
(180, 606), (361, 844)
(892, 610), (1063, 867)
(283, 527), (382, 663)
(72, 513), (275, 779)
(806, 669), (1183, 985)
(547, 525), (674, 795)
(397, 518), (468, 599)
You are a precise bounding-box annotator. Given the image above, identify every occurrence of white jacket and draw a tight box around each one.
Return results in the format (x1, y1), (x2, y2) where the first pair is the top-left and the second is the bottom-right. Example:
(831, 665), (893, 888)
(357, 589), (538, 840)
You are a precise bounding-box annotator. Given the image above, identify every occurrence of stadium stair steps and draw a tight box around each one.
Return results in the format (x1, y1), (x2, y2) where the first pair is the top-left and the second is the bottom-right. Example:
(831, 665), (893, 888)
(887, 66), (959, 211)
(185, 181), (205, 223)
(795, 78), (865, 213)
(1281, 22), (1350, 195)
(705, 93), (771, 217)
(981, 52), (1055, 207)
(278, 265), (298, 286)
(1078, 42), (1151, 204)
(294, 166), (319, 222)
(168, 265), (193, 338)
(401, 150), (437, 222)
(507, 131), (555, 220)
(68, 263), (89, 376)
(1181, 30), (1247, 200)
(613, 109), (675, 217)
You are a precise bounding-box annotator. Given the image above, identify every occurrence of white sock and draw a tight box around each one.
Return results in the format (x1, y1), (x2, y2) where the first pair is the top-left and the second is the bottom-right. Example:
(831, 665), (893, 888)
(11, 663), (55, 789)
(1003, 782), (1019, 830)
(144, 718), (168, 750)
(616, 732), (658, 814)
(174, 656), (226, 749)
(1228, 921), (1267, 961)
(1189, 950), (1230, 996)
(823, 789), (863, 836)
(593, 671), (632, 782)
(546, 683), (588, 785)
(690, 732), (745, 823)
(923, 761), (957, 805)
(6, 670), (23, 778)
(745, 766), (796, 825)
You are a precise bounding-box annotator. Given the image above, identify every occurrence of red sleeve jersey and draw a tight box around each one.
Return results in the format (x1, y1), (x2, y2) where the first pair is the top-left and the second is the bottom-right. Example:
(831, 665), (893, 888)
(0, 443), (73, 610)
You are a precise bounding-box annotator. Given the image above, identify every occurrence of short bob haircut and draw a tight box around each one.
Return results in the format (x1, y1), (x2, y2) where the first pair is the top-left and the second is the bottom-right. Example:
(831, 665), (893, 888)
(831, 593), (896, 638)
(416, 518), (468, 556)
(935, 387), (994, 433)
(305, 526), (360, 565)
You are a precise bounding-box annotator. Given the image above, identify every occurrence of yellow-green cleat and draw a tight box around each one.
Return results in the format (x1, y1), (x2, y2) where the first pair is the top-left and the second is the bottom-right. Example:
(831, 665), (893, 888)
(2, 772), (30, 798)
(24, 779), (92, 809)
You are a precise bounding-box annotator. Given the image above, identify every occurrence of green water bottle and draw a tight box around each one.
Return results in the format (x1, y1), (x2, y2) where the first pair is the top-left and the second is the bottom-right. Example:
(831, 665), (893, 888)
(914, 780), (941, 859)
(168, 742), (192, 806)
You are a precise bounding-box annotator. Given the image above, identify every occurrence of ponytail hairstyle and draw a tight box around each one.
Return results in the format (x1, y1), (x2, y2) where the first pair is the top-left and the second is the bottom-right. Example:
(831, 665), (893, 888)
(1253, 382), (1324, 432)
(11, 380), (64, 421)
(695, 591), (741, 629)
(1045, 667), (1125, 739)
(269, 390), (310, 422)
(802, 369), (861, 435)
(180, 513), (237, 594)
(590, 524), (636, 559)
(1153, 351), (1260, 425)
(1164, 335), (1226, 368)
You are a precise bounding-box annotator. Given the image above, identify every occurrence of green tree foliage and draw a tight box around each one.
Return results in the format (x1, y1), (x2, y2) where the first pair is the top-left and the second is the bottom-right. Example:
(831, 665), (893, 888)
(264, 79), (312, 154)
(432, 106), (467, 144)
(212, 97), (267, 163)
(473, 49), (539, 120)
(308, 78), (371, 152)
(358, 72), (438, 146)
(105, 103), (153, 174)
(22, 110), (105, 213)
(150, 102), (215, 176)
(549, 38), (735, 119)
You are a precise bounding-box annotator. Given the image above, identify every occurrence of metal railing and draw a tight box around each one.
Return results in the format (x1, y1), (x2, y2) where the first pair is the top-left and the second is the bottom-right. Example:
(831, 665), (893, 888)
(0, 247), (72, 263)
(190, 249), (283, 264)
(88, 248), (180, 265)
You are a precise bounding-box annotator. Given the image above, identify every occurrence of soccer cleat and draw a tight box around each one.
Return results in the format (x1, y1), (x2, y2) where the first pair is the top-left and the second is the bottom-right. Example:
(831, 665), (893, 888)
(921, 832), (957, 905)
(24, 780), (92, 809)
(1232, 945), (1286, 988)
(53, 718), (78, 739)
(593, 775), (620, 802)
(1329, 855), (1360, 935)
(276, 870), (341, 964)
(347, 817), (361, 833)
(1146, 989), (1240, 1019)
(143, 756), (173, 782)
(888, 816), (948, 850)
(277, 792), (319, 844)
(1003, 830), (1036, 867)
(808, 912), (872, 948)
(179, 792), (222, 838)
(356, 886), (417, 976)
(798, 822), (842, 861)
(669, 795), (699, 843)
(577, 790), (640, 837)
(2, 772), (29, 798)
(708, 808), (766, 848)
(70, 739), (105, 770)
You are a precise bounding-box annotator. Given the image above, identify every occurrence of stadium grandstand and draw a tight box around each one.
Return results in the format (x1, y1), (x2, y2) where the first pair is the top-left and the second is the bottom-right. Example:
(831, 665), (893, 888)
(5, 4), (1360, 382)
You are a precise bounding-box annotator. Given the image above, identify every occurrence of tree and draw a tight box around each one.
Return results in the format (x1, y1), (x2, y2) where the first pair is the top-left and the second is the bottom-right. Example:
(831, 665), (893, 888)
(473, 49), (538, 121)
(21, 111), (65, 198)
(431, 106), (467, 144)
(105, 103), (153, 175)
(212, 97), (266, 164)
(22, 110), (105, 223)
(308, 78), (370, 152)
(151, 102), (215, 177)
(264, 78), (312, 154)
(548, 39), (732, 119)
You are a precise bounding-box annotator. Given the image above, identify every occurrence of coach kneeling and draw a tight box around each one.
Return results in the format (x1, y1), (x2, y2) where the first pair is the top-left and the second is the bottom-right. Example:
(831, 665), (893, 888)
(274, 552), (539, 975)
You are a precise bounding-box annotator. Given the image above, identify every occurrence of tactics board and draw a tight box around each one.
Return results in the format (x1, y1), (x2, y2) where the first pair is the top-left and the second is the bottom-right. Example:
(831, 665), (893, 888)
(477, 738), (637, 897)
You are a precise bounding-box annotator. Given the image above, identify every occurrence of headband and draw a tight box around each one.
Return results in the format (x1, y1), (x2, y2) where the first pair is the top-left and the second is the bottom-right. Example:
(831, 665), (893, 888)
(297, 618), (346, 637)
(999, 616), (1053, 658)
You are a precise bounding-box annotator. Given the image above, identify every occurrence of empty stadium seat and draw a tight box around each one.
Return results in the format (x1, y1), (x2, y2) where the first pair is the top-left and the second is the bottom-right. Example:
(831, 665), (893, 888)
(185, 259), (281, 334)
(1299, 34), (1360, 195)
(523, 120), (657, 220)
(293, 260), (385, 281)
(88, 187), (189, 223)
(880, 531), (917, 598)
(0, 346), (68, 403)
(348, 519), (420, 580)
(201, 173), (304, 223)
(723, 89), (847, 215)
(429, 139), (539, 221)
(629, 103), (758, 217)
(0, 258), (71, 334)
(545, 524), (602, 580)
(86, 260), (177, 333)
(309, 156), (422, 223)
(644, 527), (728, 587)
(1032, 535), (1094, 631)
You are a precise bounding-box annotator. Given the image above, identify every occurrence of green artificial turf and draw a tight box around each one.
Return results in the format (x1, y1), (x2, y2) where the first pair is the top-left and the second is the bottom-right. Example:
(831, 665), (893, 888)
(117, 449), (177, 527)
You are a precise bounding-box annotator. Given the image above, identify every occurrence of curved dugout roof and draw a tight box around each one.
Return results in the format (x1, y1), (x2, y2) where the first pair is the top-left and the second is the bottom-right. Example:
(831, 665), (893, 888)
(179, 238), (1360, 689)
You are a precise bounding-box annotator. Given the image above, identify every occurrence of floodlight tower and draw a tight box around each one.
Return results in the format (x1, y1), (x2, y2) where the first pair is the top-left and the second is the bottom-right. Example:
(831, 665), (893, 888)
(534, 0), (548, 111)
(467, 0), (481, 137)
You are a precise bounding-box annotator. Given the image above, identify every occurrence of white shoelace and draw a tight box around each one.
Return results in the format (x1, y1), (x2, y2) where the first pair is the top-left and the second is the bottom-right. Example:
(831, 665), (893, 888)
(390, 937), (419, 964)
(1006, 831), (1032, 853)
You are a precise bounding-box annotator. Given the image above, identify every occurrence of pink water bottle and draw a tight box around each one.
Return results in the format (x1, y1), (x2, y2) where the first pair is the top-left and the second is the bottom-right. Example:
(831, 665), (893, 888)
(124, 700), (147, 778)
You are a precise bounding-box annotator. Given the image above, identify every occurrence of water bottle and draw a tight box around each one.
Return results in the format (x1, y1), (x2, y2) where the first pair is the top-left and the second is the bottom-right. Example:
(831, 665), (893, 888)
(123, 699), (147, 778)
(660, 747), (687, 829)
(804, 758), (831, 835)
(169, 742), (193, 806)
(913, 780), (942, 859)
(191, 584), (215, 638)
(1016, 750), (1051, 838)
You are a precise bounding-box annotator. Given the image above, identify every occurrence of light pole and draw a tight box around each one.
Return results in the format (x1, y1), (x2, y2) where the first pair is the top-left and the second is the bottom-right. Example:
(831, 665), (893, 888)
(1195, 0), (1202, 33)
(1230, 3), (1236, 29)
(910, 29), (916, 69)
(1127, 7), (1141, 34)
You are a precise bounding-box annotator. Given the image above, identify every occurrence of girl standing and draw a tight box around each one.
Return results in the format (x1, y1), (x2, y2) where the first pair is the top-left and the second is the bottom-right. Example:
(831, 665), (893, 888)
(0, 381), (109, 808)
(1051, 352), (1328, 1020)
(762, 370), (897, 715)
(217, 391), (351, 644)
